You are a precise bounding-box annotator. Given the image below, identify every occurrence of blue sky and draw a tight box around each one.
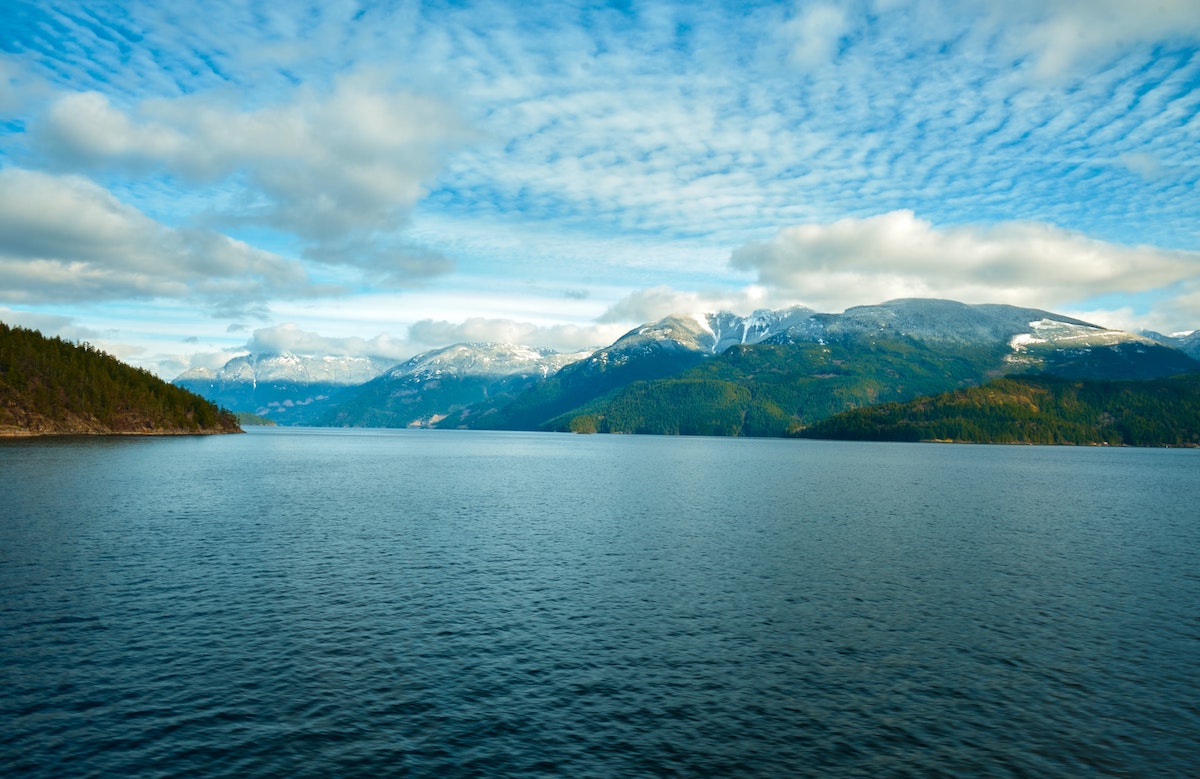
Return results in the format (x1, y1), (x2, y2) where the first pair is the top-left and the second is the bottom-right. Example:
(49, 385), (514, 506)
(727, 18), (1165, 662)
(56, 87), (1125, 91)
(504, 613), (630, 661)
(2, 0), (1198, 376)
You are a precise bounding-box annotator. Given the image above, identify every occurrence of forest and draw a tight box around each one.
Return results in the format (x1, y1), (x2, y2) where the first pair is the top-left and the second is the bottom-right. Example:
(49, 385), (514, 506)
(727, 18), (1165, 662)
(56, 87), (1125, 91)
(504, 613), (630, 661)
(1, 322), (240, 435)
(798, 374), (1200, 447)
(546, 338), (1010, 436)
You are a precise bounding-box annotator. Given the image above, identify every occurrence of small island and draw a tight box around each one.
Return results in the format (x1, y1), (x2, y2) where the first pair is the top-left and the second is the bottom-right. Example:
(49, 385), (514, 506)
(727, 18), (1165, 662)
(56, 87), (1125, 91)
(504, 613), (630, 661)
(1, 323), (241, 436)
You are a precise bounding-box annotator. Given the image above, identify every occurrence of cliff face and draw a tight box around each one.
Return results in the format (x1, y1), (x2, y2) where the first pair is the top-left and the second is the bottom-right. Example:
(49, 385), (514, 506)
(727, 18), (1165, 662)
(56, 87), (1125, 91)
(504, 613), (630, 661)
(0, 323), (241, 437)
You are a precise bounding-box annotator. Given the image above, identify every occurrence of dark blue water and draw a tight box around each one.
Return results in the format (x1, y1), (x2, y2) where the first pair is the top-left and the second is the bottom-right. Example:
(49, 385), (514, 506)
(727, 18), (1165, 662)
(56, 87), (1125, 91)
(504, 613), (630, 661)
(2, 428), (1198, 777)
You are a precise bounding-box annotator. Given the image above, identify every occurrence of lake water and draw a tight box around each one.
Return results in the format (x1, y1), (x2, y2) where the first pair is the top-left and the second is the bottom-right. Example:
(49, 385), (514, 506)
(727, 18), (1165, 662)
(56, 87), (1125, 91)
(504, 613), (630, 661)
(2, 428), (1198, 777)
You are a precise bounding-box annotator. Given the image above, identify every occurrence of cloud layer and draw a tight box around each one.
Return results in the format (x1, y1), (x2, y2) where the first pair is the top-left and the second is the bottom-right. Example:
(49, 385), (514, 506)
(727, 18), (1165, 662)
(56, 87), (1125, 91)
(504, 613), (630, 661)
(31, 73), (472, 276)
(0, 168), (314, 316)
(730, 210), (1200, 312)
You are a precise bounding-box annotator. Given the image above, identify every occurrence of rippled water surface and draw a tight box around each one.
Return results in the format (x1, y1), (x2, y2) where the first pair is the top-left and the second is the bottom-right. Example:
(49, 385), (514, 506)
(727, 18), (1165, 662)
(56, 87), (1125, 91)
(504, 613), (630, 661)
(3, 428), (1199, 777)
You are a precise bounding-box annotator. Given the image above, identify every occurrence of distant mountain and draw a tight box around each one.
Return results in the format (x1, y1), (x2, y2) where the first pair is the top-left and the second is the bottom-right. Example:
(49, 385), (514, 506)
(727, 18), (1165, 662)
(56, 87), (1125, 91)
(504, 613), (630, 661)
(1142, 329), (1200, 360)
(798, 373), (1200, 447)
(314, 343), (592, 427)
(442, 299), (1200, 436)
(1, 322), (240, 436)
(174, 352), (393, 424)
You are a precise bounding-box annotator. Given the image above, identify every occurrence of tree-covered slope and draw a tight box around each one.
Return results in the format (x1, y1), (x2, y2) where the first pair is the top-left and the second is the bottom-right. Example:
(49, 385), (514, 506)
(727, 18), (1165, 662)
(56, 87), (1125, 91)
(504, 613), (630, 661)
(798, 374), (1200, 446)
(544, 337), (1011, 436)
(1, 323), (241, 435)
(437, 339), (708, 430)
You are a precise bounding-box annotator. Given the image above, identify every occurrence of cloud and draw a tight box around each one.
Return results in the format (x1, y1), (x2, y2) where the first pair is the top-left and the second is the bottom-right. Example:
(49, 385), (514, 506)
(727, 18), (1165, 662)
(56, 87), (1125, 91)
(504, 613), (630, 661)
(1002, 0), (1200, 77)
(597, 285), (789, 323)
(0, 56), (41, 117)
(246, 323), (413, 361)
(407, 317), (620, 353)
(1118, 152), (1167, 180)
(730, 210), (1200, 312)
(29, 72), (474, 276)
(240, 317), (619, 364)
(0, 306), (102, 342)
(784, 3), (852, 68)
(0, 168), (317, 314)
(301, 237), (454, 284)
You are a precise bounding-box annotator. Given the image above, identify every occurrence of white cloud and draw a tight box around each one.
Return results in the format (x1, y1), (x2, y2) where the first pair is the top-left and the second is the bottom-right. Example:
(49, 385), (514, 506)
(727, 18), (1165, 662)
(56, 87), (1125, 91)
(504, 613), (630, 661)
(785, 3), (853, 68)
(29, 72), (473, 275)
(1004, 0), (1200, 77)
(246, 323), (413, 361)
(730, 210), (1200, 313)
(232, 317), (619, 365)
(407, 317), (620, 353)
(0, 168), (316, 314)
(0, 56), (42, 117)
(597, 285), (791, 323)
(0, 306), (102, 342)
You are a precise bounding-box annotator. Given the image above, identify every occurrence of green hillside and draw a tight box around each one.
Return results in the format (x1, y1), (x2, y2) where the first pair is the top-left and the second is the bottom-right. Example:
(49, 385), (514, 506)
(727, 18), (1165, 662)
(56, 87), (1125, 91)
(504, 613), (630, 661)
(438, 343), (707, 430)
(1, 323), (241, 436)
(545, 337), (1010, 436)
(798, 374), (1200, 446)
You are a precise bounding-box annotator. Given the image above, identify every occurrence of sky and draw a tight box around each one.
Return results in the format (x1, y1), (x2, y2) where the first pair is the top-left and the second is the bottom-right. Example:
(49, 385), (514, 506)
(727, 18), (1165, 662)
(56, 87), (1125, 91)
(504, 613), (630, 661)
(1, 0), (1198, 378)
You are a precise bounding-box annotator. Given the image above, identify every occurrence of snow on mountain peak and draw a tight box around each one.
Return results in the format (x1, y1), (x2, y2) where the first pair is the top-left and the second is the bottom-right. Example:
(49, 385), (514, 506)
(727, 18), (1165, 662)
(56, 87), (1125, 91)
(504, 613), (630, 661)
(1010, 319), (1153, 352)
(384, 342), (592, 382)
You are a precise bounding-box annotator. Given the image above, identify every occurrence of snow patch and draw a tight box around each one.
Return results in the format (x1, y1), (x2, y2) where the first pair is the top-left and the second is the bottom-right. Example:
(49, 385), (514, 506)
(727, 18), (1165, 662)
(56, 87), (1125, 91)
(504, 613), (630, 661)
(1009, 333), (1045, 350)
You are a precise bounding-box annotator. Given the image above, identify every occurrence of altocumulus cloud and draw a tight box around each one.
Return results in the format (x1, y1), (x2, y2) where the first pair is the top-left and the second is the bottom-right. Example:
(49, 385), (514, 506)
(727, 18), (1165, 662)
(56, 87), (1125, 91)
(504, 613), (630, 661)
(0, 168), (315, 315)
(998, 0), (1200, 77)
(30, 72), (473, 278)
(730, 210), (1200, 313)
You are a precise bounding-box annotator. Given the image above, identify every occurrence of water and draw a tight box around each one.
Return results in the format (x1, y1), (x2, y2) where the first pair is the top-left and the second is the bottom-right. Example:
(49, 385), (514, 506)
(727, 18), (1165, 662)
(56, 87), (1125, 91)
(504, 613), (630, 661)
(2, 428), (1198, 778)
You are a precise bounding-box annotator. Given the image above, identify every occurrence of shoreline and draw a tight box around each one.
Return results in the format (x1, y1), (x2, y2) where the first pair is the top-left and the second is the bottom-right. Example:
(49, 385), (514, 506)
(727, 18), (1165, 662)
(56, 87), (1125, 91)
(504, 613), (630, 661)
(0, 428), (244, 438)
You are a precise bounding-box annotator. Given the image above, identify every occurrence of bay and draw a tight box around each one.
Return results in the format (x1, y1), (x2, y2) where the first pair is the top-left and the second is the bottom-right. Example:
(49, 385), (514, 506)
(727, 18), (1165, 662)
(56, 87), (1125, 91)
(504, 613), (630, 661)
(2, 428), (1198, 777)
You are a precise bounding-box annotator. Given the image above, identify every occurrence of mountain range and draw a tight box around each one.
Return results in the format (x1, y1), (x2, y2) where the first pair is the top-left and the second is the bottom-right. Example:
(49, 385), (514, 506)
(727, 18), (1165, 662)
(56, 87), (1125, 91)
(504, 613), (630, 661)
(174, 352), (395, 425)
(173, 299), (1200, 436)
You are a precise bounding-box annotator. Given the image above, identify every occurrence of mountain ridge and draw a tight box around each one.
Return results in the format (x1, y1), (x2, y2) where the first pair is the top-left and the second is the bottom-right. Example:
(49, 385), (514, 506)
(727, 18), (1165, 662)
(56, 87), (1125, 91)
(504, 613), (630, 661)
(169, 298), (1200, 436)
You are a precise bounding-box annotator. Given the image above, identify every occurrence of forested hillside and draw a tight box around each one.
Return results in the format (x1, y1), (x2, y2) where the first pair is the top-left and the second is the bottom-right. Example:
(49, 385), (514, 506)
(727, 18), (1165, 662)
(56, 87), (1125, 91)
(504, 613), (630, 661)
(798, 374), (1200, 447)
(1, 323), (241, 435)
(545, 338), (1010, 436)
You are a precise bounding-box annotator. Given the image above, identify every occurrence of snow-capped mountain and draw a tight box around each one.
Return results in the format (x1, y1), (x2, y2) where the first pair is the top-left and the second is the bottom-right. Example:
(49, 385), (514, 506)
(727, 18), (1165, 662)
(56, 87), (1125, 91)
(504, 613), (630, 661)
(766, 299), (1100, 346)
(314, 343), (594, 428)
(440, 299), (1200, 433)
(173, 352), (394, 422)
(1142, 329), (1200, 360)
(599, 305), (817, 357)
(380, 343), (589, 382)
(176, 352), (393, 386)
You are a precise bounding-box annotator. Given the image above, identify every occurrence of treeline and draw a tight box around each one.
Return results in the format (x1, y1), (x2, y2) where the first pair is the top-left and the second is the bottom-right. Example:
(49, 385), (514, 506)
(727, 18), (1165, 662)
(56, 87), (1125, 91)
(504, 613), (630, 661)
(1, 322), (241, 435)
(798, 374), (1200, 447)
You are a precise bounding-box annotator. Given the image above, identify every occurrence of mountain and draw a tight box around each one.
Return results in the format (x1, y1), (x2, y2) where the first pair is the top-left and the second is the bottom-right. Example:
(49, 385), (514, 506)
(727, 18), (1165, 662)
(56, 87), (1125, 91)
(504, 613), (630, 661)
(1, 322), (240, 436)
(443, 299), (1200, 436)
(174, 352), (393, 424)
(314, 343), (593, 427)
(798, 373), (1200, 447)
(437, 306), (817, 429)
(1142, 329), (1200, 360)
